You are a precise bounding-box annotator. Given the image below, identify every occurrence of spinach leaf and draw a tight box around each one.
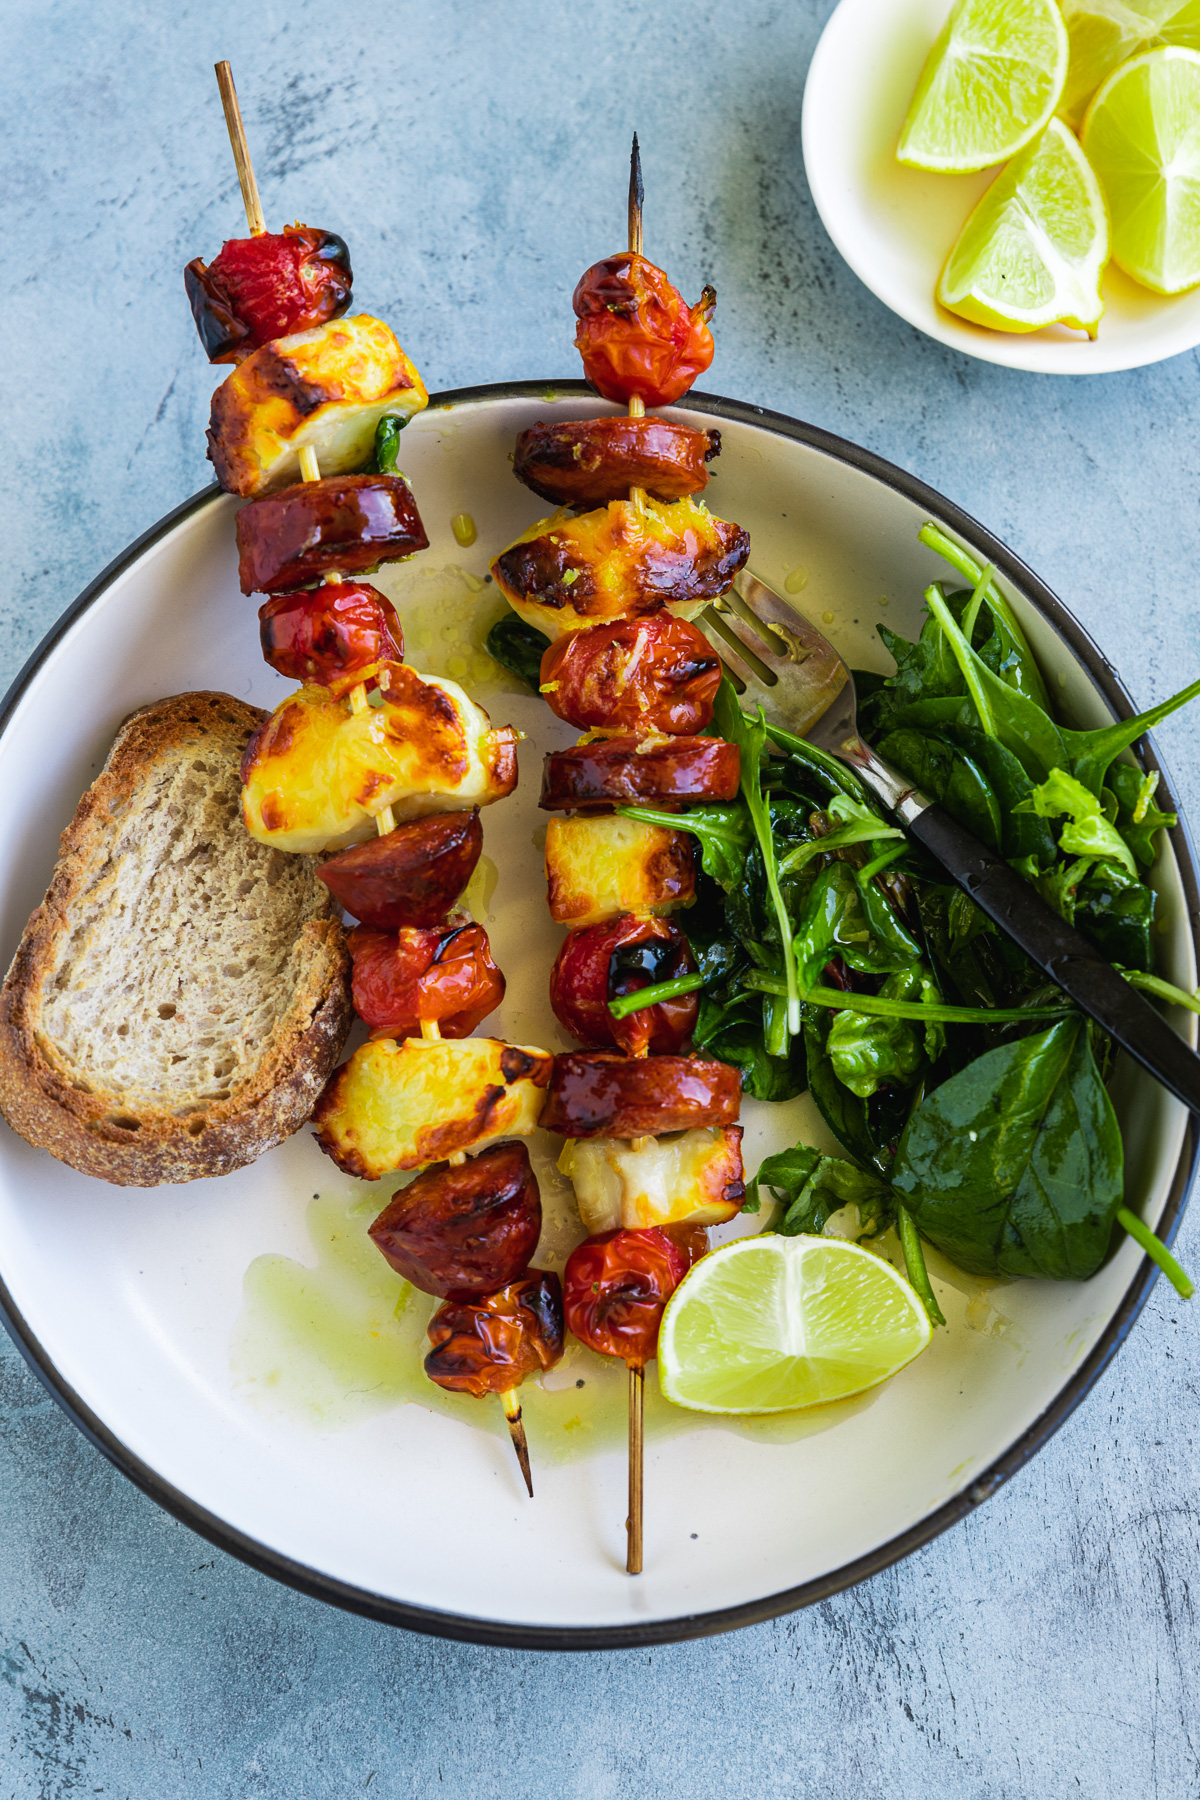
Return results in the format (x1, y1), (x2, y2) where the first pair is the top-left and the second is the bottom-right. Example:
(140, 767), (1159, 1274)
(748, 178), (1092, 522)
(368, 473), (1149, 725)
(891, 1017), (1124, 1280)
(1061, 675), (1200, 798)
(922, 585), (1068, 781)
(750, 1144), (893, 1238)
(1016, 768), (1137, 877)
(1105, 762), (1177, 868)
(1074, 863), (1156, 973)
(793, 863), (918, 992)
(485, 614), (549, 690)
(958, 729), (1059, 867)
(619, 801), (753, 889)
(827, 964), (945, 1098)
(370, 414), (408, 474)
(802, 1010), (890, 1174)
(762, 720), (873, 804)
(918, 522), (1052, 712)
(694, 990), (807, 1101)
(875, 727), (1002, 851)
(714, 680), (801, 1033)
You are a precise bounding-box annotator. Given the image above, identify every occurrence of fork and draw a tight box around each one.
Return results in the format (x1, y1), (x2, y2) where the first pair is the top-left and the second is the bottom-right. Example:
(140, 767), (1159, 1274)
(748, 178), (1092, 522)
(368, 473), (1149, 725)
(693, 568), (1200, 1116)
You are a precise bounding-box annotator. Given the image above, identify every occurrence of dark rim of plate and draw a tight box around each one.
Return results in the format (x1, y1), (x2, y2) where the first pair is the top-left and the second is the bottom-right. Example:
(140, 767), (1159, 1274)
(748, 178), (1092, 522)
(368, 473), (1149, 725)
(0, 381), (1195, 1652)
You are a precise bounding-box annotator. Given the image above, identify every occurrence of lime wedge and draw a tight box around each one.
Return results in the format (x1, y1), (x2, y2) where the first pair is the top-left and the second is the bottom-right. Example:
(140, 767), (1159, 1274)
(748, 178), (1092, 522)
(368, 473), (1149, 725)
(1081, 45), (1200, 293)
(656, 1235), (933, 1415)
(1057, 0), (1200, 130)
(936, 119), (1109, 333)
(898, 0), (1069, 173)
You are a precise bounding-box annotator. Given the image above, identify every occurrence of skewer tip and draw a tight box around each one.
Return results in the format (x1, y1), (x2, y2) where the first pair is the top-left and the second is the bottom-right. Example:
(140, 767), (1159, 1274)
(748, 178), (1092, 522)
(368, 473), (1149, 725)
(501, 1390), (534, 1498)
(627, 134), (644, 259)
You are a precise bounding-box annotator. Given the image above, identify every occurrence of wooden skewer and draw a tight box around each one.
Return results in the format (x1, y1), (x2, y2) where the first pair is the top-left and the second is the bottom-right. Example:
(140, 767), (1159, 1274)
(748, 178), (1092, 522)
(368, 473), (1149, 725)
(214, 68), (385, 795)
(625, 133), (649, 1568)
(215, 62), (266, 237)
(501, 1388), (534, 1498)
(626, 1363), (644, 1573)
(626, 135), (647, 514)
(416, 1024), (532, 1492)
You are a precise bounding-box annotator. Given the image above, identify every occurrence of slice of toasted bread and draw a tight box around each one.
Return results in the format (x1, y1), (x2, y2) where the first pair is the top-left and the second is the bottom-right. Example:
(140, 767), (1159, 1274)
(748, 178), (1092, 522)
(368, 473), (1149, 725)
(0, 692), (353, 1185)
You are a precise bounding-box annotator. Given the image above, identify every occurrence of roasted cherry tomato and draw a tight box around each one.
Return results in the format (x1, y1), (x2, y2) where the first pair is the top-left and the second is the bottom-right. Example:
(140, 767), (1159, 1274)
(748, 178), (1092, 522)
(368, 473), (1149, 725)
(425, 1269), (564, 1398)
(258, 582), (403, 695)
(236, 473), (429, 595)
(563, 1228), (688, 1367)
(349, 921), (505, 1038)
(542, 1052), (741, 1139)
(318, 811), (483, 929)
(369, 1141), (541, 1298)
(539, 613), (720, 736)
(573, 254), (715, 408)
(185, 225), (352, 362)
(540, 734), (740, 811)
(513, 417), (720, 506)
(550, 916), (697, 1056)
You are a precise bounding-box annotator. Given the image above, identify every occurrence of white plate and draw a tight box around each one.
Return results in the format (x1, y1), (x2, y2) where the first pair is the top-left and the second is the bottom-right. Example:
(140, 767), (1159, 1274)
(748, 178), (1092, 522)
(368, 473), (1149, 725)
(0, 384), (1195, 1648)
(802, 0), (1200, 374)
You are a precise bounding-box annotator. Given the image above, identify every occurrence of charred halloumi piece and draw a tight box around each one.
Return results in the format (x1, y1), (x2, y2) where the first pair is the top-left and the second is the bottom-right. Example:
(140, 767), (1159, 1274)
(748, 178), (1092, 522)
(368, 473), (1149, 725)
(314, 1036), (552, 1178)
(207, 314), (428, 497)
(560, 1127), (745, 1234)
(545, 813), (694, 926)
(241, 666), (518, 855)
(490, 496), (749, 637)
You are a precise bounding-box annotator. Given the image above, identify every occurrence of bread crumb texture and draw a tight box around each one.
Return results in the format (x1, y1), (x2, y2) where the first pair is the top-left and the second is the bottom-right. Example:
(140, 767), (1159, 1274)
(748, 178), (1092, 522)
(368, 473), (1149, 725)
(0, 693), (352, 1185)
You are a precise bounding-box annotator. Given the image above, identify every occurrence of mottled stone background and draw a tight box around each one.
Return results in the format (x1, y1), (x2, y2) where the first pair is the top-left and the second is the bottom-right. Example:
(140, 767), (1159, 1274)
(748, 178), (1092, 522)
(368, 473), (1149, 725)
(2, 1), (1199, 1794)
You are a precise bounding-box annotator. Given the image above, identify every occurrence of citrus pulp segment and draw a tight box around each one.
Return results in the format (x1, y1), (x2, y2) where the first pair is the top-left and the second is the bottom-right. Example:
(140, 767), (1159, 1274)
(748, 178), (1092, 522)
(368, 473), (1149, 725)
(1057, 0), (1200, 129)
(1081, 45), (1200, 292)
(656, 1235), (933, 1415)
(897, 0), (1069, 173)
(936, 118), (1110, 333)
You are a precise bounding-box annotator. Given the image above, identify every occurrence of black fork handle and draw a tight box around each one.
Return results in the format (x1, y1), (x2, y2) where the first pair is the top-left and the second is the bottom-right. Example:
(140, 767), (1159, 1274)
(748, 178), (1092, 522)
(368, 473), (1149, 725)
(904, 798), (1200, 1112)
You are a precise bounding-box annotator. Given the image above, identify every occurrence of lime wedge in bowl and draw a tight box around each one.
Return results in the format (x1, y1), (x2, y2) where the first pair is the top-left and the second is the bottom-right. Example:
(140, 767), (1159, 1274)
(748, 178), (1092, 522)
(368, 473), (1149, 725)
(936, 118), (1110, 333)
(1081, 45), (1200, 293)
(657, 1235), (933, 1415)
(897, 0), (1069, 173)
(1056, 0), (1200, 130)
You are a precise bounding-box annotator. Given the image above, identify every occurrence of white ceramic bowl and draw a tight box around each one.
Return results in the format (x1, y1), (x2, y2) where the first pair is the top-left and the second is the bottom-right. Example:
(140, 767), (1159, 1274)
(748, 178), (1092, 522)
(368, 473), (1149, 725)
(0, 384), (1194, 1647)
(802, 0), (1200, 374)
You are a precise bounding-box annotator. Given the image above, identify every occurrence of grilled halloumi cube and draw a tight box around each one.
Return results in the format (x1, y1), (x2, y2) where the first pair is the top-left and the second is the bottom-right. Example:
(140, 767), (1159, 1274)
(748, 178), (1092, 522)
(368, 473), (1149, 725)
(545, 813), (694, 926)
(207, 314), (428, 497)
(560, 1127), (744, 1233)
(490, 496), (750, 637)
(314, 1036), (552, 1178)
(242, 666), (518, 855)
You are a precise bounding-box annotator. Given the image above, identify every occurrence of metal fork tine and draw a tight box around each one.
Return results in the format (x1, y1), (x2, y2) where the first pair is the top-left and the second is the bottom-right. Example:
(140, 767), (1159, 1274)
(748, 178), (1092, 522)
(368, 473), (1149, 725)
(699, 605), (779, 688)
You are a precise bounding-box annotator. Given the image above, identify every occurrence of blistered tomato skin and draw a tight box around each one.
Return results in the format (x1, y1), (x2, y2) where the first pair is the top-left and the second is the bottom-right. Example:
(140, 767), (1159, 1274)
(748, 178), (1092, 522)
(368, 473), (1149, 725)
(563, 1228), (688, 1367)
(540, 734), (740, 811)
(185, 226), (353, 362)
(369, 1141), (541, 1298)
(549, 916), (697, 1055)
(349, 922), (505, 1037)
(318, 811), (483, 929)
(539, 614), (721, 737)
(573, 254), (715, 408)
(542, 1052), (742, 1139)
(258, 583), (403, 694)
(425, 1269), (565, 1398)
(236, 473), (428, 594)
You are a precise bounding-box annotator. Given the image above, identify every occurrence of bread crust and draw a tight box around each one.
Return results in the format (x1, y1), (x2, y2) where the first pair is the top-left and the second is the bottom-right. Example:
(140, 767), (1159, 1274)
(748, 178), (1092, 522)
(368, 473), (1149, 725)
(0, 692), (353, 1185)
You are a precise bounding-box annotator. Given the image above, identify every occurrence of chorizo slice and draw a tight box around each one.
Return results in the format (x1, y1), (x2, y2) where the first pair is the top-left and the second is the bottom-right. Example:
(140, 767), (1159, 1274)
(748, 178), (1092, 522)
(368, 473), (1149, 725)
(513, 416), (719, 506)
(369, 1141), (541, 1298)
(541, 1052), (741, 1139)
(236, 473), (428, 594)
(540, 735), (740, 811)
(319, 811), (483, 929)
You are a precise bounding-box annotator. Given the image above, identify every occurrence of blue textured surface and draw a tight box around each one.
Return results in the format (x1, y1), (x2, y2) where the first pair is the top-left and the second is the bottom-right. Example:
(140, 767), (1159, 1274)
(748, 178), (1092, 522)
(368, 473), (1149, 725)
(3, 1), (1200, 1793)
